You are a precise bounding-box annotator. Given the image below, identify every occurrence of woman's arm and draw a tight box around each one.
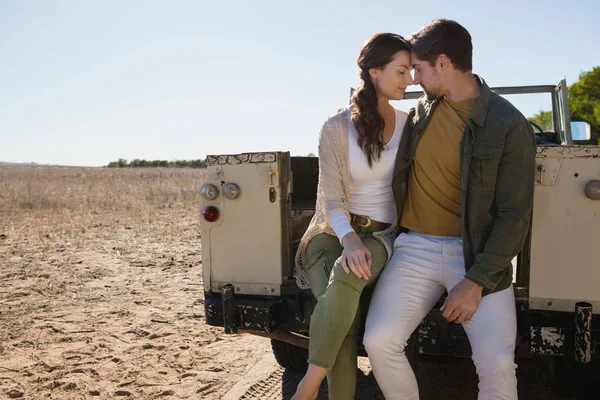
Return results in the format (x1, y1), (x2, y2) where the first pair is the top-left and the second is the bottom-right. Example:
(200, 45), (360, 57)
(317, 115), (373, 279)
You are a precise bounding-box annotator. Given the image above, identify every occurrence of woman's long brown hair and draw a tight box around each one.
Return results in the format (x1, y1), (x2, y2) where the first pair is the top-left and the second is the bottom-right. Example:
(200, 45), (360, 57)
(351, 33), (411, 167)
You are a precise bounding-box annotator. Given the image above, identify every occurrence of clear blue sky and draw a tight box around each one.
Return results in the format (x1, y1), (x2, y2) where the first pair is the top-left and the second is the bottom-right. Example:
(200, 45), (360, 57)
(1, 1), (599, 166)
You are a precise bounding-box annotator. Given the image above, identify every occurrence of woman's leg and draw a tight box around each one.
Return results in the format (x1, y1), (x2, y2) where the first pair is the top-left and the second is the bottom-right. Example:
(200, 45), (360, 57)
(304, 233), (341, 301)
(297, 234), (387, 399)
(295, 233), (343, 400)
(308, 235), (387, 366)
(326, 316), (359, 399)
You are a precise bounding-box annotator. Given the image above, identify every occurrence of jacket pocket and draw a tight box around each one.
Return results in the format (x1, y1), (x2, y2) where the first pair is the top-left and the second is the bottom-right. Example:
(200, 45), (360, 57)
(304, 249), (325, 271)
(472, 145), (503, 192)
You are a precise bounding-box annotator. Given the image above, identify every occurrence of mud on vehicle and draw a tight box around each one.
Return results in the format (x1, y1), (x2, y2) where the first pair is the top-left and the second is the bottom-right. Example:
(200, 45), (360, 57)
(200, 80), (600, 397)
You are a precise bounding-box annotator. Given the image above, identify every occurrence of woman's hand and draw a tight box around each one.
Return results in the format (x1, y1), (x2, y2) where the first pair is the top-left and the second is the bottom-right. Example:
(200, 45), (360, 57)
(340, 232), (372, 280)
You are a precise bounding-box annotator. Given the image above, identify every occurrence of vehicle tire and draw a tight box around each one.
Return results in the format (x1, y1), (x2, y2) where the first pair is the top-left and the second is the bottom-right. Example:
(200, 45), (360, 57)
(271, 339), (308, 372)
(548, 356), (575, 396)
(548, 356), (599, 398)
(416, 362), (464, 400)
(516, 358), (561, 400)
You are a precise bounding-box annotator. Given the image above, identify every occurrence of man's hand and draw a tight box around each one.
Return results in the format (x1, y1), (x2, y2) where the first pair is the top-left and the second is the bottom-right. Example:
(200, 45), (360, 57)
(340, 232), (372, 280)
(440, 279), (483, 324)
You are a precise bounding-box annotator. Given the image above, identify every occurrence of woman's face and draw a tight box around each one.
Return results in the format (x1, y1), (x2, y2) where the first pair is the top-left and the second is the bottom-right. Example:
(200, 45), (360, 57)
(370, 50), (413, 101)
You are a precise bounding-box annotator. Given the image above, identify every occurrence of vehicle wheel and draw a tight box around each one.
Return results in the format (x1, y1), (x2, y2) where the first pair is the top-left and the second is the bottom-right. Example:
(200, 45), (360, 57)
(416, 362), (464, 400)
(516, 358), (561, 400)
(548, 356), (575, 396)
(548, 356), (599, 398)
(271, 339), (308, 372)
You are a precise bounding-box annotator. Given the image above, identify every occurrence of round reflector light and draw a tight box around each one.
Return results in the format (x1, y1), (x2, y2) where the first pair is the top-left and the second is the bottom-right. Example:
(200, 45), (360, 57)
(223, 183), (240, 199)
(202, 206), (220, 222)
(586, 180), (600, 200)
(201, 184), (219, 200)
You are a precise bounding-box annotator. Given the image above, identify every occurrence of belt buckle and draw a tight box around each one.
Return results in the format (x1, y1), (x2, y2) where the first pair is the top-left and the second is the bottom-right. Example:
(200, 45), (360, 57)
(358, 215), (372, 228)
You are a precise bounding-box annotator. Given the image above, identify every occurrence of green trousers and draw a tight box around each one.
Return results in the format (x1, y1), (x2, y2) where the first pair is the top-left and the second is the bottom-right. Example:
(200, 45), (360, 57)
(304, 224), (388, 399)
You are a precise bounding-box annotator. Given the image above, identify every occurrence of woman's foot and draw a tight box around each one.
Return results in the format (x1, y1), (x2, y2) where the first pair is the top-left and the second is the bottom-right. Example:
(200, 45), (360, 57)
(291, 364), (327, 400)
(291, 380), (318, 400)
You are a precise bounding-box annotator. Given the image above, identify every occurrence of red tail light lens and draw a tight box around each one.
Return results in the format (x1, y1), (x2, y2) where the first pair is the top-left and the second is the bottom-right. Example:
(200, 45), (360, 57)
(202, 206), (219, 222)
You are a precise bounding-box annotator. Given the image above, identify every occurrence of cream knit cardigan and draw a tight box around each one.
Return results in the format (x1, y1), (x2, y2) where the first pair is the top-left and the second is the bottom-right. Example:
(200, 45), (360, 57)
(294, 107), (398, 289)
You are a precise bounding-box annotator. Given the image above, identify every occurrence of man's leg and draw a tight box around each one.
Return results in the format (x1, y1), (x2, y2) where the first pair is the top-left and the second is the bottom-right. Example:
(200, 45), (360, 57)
(465, 287), (518, 400)
(442, 239), (518, 400)
(364, 232), (446, 400)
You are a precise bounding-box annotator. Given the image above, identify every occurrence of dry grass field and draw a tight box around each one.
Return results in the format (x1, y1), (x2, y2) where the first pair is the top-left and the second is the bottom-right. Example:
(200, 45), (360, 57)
(0, 167), (270, 399)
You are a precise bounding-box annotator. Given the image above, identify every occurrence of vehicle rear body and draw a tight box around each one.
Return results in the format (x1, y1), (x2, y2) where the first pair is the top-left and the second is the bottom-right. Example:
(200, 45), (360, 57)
(201, 82), (600, 368)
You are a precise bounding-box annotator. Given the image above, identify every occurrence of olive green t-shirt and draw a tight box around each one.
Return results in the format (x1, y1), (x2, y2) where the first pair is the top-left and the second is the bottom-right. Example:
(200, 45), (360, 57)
(400, 97), (477, 237)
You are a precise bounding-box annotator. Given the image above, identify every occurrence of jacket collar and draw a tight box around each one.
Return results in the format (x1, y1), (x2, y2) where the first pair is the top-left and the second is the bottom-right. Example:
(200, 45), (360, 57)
(470, 74), (492, 127)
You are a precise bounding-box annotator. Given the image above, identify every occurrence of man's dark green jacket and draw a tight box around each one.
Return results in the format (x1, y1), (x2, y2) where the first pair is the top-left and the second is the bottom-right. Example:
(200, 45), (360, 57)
(392, 76), (536, 295)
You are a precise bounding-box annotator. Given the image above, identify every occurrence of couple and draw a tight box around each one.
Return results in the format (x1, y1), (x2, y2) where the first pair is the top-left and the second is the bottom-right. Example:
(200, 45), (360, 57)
(293, 19), (536, 400)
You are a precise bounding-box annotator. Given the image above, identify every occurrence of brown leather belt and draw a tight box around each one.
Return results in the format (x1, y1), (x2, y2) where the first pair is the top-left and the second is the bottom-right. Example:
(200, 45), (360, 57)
(350, 213), (391, 230)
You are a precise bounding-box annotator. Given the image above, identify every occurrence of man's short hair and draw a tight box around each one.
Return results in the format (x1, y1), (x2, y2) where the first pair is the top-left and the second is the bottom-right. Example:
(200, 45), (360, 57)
(409, 19), (473, 72)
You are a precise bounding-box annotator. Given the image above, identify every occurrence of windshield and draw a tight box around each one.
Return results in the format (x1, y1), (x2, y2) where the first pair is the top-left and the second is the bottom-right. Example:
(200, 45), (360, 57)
(392, 91), (554, 132)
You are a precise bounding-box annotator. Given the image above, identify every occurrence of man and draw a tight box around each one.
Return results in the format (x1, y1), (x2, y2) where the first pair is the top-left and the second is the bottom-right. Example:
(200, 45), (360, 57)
(363, 19), (535, 400)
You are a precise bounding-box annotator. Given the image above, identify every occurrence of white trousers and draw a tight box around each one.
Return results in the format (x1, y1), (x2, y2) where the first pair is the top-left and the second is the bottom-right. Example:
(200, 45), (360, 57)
(364, 231), (518, 400)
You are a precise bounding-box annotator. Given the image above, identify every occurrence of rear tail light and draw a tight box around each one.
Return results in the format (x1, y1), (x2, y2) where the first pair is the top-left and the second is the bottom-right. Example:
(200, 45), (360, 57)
(223, 183), (240, 199)
(201, 184), (219, 200)
(202, 206), (220, 222)
(586, 180), (600, 200)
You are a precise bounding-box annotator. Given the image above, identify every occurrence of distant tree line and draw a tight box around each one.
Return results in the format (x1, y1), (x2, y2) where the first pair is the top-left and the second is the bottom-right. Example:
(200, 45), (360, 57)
(106, 158), (206, 168)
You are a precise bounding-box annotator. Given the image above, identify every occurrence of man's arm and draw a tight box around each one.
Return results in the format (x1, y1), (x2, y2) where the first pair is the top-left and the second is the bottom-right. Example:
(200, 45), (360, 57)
(465, 116), (536, 292)
(442, 115), (535, 323)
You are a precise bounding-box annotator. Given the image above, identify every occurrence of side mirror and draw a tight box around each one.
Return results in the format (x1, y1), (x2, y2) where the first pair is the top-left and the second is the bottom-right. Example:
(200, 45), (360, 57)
(571, 121), (591, 141)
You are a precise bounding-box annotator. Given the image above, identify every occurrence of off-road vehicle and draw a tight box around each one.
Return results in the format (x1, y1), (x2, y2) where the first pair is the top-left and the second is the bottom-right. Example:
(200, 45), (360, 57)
(200, 80), (599, 396)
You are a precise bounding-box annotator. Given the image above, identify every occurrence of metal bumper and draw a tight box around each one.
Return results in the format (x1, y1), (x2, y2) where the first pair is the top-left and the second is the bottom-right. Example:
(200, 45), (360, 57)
(203, 285), (312, 336)
(204, 286), (282, 333)
(415, 302), (598, 361)
(530, 302), (597, 362)
(204, 288), (598, 362)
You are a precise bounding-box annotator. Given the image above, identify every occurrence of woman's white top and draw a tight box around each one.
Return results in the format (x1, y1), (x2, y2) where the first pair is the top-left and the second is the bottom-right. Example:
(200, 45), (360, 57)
(329, 108), (408, 242)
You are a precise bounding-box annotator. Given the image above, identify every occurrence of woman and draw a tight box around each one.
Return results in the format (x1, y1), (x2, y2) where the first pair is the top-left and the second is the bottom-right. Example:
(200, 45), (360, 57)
(292, 33), (413, 400)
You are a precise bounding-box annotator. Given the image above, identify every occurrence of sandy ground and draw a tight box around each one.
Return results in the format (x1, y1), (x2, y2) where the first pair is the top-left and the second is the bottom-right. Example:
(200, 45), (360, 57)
(0, 167), (275, 399)
(0, 167), (589, 399)
(0, 205), (277, 399)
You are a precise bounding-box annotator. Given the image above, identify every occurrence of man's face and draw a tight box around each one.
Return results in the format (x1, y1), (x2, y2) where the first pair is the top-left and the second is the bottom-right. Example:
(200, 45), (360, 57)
(411, 53), (443, 100)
